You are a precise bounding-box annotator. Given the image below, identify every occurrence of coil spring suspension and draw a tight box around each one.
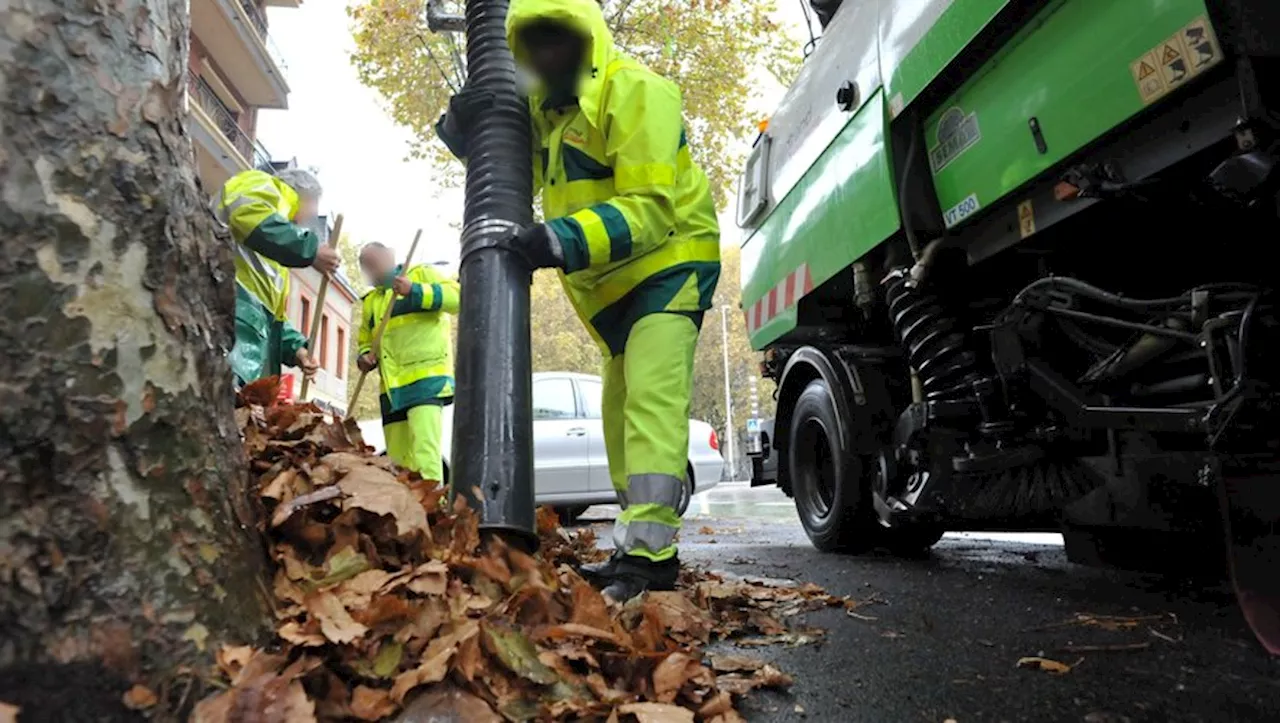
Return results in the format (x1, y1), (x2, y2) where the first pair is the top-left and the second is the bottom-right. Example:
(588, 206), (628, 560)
(883, 268), (982, 400)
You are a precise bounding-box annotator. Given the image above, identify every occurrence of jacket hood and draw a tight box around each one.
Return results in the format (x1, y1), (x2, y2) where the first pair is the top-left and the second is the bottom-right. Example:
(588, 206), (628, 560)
(507, 0), (615, 127)
(269, 173), (301, 221)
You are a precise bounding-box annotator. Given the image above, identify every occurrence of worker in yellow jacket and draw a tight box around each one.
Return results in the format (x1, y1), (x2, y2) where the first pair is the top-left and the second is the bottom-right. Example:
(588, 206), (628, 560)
(217, 167), (341, 386)
(437, 0), (720, 601)
(356, 243), (460, 481)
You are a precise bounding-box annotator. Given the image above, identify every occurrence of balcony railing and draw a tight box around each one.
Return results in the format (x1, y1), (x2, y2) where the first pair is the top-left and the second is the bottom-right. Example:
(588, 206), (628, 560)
(188, 71), (272, 170)
(238, 0), (289, 73)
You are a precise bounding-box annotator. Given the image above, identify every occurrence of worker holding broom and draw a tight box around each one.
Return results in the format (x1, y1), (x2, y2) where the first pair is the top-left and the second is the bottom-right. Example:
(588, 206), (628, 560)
(217, 167), (341, 387)
(356, 243), (460, 482)
(436, 0), (721, 601)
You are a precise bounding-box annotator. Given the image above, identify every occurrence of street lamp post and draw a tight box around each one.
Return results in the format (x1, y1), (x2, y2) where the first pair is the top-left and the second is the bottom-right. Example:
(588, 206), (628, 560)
(719, 304), (734, 481)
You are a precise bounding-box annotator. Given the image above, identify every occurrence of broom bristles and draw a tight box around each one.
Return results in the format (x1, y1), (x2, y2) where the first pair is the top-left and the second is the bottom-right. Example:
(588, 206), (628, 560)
(955, 456), (1104, 522)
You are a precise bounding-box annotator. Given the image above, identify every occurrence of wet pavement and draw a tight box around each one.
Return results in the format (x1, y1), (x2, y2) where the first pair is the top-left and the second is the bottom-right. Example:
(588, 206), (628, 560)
(577, 483), (1280, 722)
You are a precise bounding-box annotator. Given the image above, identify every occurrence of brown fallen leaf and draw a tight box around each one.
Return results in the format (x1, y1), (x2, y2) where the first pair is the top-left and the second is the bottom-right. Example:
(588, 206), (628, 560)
(396, 684), (501, 723)
(271, 485), (343, 528)
(390, 621), (479, 702)
(215, 644), (256, 678)
(405, 560), (448, 596)
(335, 569), (396, 608)
(349, 685), (397, 721)
(1016, 656), (1081, 674)
(306, 590), (369, 644)
(323, 454), (429, 537)
(652, 652), (704, 703)
(716, 664), (793, 696)
(0, 702), (16, 723)
(277, 621), (326, 647)
(619, 701), (696, 723)
(260, 468), (299, 500)
(122, 684), (158, 710)
(707, 654), (765, 673)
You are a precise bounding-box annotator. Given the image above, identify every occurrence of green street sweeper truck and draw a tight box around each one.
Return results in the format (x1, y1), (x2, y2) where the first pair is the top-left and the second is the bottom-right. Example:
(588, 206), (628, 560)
(737, 0), (1280, 652)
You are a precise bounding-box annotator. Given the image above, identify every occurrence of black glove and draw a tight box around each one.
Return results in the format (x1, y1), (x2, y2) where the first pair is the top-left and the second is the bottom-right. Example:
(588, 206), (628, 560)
(435, 87), (497, 159)
(504, 223), (566, 270)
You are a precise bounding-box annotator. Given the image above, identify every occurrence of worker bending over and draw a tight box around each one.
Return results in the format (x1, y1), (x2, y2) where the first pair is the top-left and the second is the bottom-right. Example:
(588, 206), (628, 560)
(437, 0), (721, 601)
(217, 168), (341, 386)
(357, 244), (460, 482)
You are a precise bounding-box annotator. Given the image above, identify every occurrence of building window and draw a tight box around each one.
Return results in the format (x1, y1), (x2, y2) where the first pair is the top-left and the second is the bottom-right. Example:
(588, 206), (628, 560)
(300, 296), (311, 335)
(336, 327), (346, 379)
(320, 313), (330, 370)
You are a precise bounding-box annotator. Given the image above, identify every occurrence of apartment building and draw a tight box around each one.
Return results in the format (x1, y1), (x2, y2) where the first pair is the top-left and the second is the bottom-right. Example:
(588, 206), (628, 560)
(187, 0), (356, 414)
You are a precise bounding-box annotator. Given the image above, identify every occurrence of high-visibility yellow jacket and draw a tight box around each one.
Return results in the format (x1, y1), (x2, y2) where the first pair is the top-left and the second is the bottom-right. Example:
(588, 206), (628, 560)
(358, 264), (460, 419)
(505, 0), (721, 356)
(217, 169), (320, 383)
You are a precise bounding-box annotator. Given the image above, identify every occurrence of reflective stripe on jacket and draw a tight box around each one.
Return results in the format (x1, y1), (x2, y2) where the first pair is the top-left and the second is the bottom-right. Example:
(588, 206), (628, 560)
(507, 0), (721, 356)
(217, 169), (319, 382)
(358, 264), (460, 418)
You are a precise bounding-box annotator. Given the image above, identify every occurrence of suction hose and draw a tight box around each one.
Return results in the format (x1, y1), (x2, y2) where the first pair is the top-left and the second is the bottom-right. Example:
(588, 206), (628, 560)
(450, 0), (537, 546)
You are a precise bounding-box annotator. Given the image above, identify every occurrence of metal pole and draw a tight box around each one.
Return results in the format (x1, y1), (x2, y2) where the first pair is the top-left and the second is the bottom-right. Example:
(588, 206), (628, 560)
(450, 0), (536, 545)
(720, 304), (734, 481)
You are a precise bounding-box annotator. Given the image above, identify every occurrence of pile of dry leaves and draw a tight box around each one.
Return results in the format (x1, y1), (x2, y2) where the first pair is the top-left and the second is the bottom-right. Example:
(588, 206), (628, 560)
(194, 381), (849, 722)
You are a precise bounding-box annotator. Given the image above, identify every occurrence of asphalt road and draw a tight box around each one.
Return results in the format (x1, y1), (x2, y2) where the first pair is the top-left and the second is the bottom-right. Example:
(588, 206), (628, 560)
(579, 483), (1280, 723)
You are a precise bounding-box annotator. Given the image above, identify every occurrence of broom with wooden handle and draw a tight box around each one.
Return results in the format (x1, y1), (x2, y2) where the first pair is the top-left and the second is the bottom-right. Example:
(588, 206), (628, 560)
(299, 213), (344, 401)
(346, 230), (422, 415)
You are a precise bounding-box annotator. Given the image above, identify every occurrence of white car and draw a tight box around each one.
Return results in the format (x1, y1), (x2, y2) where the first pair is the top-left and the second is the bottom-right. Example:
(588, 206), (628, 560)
(357, 372), (723, 522)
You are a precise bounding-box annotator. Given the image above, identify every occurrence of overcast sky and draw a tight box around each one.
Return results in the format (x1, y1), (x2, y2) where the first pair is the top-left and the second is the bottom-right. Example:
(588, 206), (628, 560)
(258, 2), (811, 270)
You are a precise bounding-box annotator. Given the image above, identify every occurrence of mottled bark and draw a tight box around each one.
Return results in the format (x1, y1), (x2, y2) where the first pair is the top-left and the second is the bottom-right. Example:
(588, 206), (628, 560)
(0, 0), (271, 716)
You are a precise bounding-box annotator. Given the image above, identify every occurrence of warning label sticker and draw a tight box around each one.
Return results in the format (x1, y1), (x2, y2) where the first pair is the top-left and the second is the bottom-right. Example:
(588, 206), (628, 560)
(1017, 199), (1035, 239)
(1132, 15), (1221, 106)
(1130, 51), (1166, 104)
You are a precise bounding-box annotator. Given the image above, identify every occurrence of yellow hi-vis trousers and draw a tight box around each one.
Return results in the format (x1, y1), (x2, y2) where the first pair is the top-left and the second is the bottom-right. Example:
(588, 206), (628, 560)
(384, 404), (445, 481)
(601, 313), (699, 562)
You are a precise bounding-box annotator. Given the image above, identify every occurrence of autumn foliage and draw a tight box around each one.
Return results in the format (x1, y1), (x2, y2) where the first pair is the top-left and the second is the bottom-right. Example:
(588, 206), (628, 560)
(347, 0), (799, 208)
(192, 378), (847, 721)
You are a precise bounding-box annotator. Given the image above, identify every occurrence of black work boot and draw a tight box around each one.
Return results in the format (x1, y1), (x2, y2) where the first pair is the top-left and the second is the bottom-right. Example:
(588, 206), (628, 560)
(600, 554), (680, 603)
(578, 551), (622, 584)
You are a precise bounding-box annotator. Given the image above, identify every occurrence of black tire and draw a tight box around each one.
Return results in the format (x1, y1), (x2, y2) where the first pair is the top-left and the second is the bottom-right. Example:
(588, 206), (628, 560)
(676, 465), (696, 516)
(556, 506), (588, 525)
(789, 378), (878, 552)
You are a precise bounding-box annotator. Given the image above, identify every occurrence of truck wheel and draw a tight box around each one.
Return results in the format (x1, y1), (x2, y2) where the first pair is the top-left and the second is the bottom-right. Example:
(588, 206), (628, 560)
(789, 378), (877, 552)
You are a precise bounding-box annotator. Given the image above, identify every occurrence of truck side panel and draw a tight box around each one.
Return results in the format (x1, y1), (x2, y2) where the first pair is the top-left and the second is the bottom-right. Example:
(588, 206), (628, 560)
(741, 89), (900, 350)
(927, 0), (1222, 226)
(880, 0), (1013, 119)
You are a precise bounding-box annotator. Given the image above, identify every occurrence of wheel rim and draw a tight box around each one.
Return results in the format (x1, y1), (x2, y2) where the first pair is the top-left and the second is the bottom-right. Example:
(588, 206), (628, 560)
(796, 417), (837, 519)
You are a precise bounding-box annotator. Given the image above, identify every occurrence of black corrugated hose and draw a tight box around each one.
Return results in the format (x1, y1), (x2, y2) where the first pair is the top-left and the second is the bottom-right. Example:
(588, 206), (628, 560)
(450, 0), (538, 546)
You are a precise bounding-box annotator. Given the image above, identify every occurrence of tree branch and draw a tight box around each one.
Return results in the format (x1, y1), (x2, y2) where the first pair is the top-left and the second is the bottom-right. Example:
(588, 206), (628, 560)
(415, 31), (461, 94)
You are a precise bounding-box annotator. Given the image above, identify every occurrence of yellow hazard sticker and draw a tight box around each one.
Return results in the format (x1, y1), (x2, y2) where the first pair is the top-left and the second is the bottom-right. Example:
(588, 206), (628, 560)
(1131, 15), (1221, 106)
(1017, 199), (1035, 239)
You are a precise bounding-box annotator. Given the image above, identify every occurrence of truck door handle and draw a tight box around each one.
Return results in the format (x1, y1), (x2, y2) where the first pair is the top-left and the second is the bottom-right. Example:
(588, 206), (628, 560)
(566, 427), (586, 437)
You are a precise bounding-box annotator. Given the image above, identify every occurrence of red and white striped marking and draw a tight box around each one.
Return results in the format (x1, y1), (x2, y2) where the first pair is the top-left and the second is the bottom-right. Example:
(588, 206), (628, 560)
(744, 263), (813, 335)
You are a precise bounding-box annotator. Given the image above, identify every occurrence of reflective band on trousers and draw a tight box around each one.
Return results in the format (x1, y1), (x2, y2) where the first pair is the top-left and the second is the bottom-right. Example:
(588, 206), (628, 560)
(626, 473), (683, 509)
(613, 519), (679, 556)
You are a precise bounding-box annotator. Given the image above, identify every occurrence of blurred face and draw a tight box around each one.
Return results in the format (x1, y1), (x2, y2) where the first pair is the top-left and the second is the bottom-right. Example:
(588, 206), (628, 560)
(519, 21), (585, 85)
(359, 246), (396, 286)
(293, 194), (320, 225)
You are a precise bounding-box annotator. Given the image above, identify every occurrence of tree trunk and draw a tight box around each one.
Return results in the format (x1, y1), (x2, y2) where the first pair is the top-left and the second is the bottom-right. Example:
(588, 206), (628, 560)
(0, 0), (271, 717)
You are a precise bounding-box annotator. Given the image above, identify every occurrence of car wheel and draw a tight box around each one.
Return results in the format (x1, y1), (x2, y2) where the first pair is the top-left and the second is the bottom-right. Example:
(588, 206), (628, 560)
(789, 378), (878, 553)
(676, 465), (696, 516)
(556, 506), (589, 526)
